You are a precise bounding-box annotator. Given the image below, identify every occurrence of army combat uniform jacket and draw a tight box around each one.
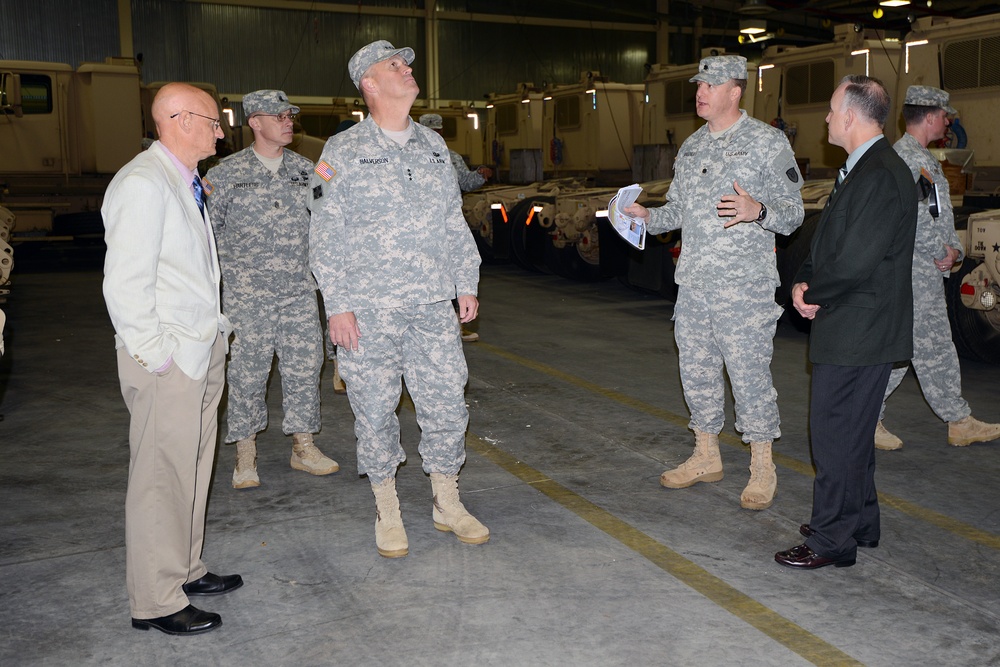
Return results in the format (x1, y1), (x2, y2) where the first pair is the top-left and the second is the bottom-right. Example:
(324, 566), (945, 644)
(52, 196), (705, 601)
(206, 147), (317, 298)
(893, 132), (964, 265)
(307, 115), (480, 313)
(647, 111), (805, 287)
(205, 146), (324, 442)
(449, 149), (486, 193)
(878, 132), (970, 423)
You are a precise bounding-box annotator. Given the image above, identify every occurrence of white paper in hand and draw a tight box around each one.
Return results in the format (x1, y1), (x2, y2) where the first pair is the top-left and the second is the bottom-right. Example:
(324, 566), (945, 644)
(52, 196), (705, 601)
(608, 184), (645, 250)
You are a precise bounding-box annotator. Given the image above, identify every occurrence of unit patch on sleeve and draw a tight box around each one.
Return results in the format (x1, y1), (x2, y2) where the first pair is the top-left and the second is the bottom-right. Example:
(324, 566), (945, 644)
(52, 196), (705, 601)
(315, 161), (336, 181)
(786, 167), (799, 183)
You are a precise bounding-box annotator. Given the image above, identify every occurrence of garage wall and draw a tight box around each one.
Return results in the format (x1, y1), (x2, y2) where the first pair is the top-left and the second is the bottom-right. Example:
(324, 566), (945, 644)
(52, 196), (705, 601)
(2, 0), (655, 101)
(0, 0), (119, 66)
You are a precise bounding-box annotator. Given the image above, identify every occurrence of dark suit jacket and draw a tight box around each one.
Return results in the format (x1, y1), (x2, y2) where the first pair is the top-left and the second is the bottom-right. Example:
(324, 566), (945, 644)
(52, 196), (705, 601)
(795, 137), (917, 366)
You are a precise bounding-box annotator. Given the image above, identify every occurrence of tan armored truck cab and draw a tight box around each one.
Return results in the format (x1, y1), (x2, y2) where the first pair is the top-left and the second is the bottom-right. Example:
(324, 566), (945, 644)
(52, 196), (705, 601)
(0, 58), (144, 238)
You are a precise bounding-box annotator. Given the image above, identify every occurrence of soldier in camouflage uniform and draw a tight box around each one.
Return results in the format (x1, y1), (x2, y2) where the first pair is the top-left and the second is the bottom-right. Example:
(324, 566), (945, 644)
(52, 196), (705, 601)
(206, 90), (339, 489)
(876, 86), (1000, 450)
(625, 56), (804, 510)
(418, 112), (492, 343)
(308, 41), (488, 558)
(417, 113), (493, 193)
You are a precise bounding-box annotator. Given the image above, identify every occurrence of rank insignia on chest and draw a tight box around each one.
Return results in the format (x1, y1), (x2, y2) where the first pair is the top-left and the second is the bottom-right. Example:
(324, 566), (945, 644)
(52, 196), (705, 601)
(202, 178), (215, 196)
(315, 161), (336, 182)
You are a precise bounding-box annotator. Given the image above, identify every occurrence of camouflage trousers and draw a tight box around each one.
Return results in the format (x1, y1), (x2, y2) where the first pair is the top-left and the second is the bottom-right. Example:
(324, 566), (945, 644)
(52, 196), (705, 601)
(223, 290), (323, 442)
(881, 260), (969, 422)
(673, 283), (783, 442)
(338, 300), (469, 483)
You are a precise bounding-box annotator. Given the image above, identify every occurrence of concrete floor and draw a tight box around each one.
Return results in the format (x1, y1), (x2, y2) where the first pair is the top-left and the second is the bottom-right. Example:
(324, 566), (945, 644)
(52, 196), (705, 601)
(1, 249), (999, 667)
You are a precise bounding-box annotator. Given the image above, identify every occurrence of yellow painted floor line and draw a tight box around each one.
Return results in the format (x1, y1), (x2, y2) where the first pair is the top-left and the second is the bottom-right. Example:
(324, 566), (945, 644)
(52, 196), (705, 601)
(467, 433), (863, 667)
(476, 342), (1000, 551)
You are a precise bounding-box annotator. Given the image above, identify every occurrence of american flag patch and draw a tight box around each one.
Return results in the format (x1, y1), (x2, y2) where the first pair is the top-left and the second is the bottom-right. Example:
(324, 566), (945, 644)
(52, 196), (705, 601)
(202, 177), (215, 196)
(315, 161), (335, 181)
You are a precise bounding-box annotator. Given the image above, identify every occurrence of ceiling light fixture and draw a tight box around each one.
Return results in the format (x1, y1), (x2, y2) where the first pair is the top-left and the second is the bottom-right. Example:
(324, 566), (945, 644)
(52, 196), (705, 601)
(739, 31), (775, 44)
(879, 0), (910, 7)
(740, 18), (767, 34)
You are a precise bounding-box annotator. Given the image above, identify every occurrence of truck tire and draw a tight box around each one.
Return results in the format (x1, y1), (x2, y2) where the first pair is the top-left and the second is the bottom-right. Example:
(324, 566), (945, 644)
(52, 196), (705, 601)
(552, 244), (604, 281)
(945, 258), (1000, 364)
(617, 231), (679, 300)
(508, 197), (549, 273)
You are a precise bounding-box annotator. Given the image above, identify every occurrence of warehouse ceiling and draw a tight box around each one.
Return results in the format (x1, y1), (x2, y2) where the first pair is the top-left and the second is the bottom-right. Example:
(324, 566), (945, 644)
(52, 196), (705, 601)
(688, 0), (1000, 43)
(458, 0), (1000, 47)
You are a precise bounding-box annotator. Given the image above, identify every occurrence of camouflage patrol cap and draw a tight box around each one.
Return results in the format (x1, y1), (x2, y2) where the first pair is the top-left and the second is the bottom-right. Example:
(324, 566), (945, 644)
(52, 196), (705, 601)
(242, 90), (300, 116)
(904, 85), (957, 115)
(349, 40), (415, 90)
(418, 113), (443, 129)
(690, 55), (748, 85)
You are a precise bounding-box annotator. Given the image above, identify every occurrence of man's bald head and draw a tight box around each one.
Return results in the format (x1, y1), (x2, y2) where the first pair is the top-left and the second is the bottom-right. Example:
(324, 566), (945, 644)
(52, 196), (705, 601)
(151, 83), (223, 169)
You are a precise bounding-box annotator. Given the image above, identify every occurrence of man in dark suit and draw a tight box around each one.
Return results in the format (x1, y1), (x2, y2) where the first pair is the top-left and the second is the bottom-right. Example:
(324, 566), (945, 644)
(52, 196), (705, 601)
(775, 75), (917, 569)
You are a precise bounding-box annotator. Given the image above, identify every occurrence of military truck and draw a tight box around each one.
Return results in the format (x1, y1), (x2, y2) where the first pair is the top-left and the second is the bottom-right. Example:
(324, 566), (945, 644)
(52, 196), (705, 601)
(761, 14), (1000, 362)
(898, 14), (1000, 362)
(0, 58), (147, 239)
(754, 24), (903, 178)
(465, 15), (999, 361)
(0, 58), (321, 241)
(485, 84), (546, 184)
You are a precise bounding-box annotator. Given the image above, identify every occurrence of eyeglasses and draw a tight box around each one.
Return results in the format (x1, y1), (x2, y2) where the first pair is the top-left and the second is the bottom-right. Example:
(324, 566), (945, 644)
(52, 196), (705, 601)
(254, 112), (298, 123)
(169, 110), (222, 130)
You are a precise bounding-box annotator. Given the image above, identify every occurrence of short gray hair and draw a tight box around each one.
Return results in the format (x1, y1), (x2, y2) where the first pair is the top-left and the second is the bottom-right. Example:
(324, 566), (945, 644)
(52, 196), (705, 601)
(839, 74), (890, 128)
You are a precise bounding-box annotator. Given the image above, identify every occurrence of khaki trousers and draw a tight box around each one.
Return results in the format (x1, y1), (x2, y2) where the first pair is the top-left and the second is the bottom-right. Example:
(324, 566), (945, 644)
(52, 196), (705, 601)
(117, 334), (225, 618)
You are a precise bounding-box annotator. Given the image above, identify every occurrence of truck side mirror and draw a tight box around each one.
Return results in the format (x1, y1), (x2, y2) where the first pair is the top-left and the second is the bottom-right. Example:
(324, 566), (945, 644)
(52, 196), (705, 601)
(1, 72), (23, 118)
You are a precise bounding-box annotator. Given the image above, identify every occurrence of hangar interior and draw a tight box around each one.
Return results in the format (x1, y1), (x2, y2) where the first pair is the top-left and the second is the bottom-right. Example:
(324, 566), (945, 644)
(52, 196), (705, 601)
(2, 1), (1000, 666)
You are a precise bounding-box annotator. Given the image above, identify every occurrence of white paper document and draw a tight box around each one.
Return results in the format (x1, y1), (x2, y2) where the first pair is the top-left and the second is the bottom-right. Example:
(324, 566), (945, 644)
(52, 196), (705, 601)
(607, 184), (646, 250)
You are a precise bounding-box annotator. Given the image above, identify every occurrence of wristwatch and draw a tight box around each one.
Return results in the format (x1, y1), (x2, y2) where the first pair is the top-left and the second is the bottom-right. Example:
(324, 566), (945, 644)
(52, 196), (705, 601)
(756, 202), (767, 222)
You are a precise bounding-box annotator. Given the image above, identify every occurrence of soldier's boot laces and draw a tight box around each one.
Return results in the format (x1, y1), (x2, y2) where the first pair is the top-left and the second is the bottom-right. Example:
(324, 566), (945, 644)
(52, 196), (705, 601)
(430, 473), (490, 545)
(233, 437), (260, 489)
(740, 440), (777, 510)
(371, 478), (408, 558)
(660, 430), (724, 489)
(290, 433), (339, 475)
(948, 416), (1000, 447)
(874, 421), (903, 451)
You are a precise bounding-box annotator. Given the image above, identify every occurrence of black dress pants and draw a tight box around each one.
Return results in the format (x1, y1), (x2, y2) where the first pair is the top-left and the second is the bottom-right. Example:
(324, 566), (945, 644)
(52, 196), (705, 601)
(805, 362), (892, 561)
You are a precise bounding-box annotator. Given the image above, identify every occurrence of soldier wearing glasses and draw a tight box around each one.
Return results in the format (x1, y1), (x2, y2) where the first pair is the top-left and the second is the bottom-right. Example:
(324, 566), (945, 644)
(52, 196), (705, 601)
(206, 89), (339, 489)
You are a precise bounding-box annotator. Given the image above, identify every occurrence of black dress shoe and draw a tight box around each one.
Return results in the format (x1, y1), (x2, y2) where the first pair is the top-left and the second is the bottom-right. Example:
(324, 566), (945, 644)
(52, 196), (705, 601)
(775, 543), (855, 569)
(132, 604), (221, 635)
(183, 572), (244, 596)
(799, 524), (879, 548)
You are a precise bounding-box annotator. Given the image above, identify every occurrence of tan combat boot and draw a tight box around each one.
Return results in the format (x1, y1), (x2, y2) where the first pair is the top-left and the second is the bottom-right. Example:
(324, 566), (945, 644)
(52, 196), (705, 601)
(874, 421), (903, 451)
(740, 441), (777, 510)
(290, 433), (339, 475)
(660, 430), (724, 489)
(233, 437), (260, 489)
(371, 477), (408, 558)
(430, 473), (490, 544)
(332, 357), (347, 395)
(948, 416), (1000, 447)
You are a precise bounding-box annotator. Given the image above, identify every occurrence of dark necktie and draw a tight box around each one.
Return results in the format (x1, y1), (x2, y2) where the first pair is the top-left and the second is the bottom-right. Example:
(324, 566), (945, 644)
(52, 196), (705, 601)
(192, 175), (206, 217)
(831, 164), (848, 197)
